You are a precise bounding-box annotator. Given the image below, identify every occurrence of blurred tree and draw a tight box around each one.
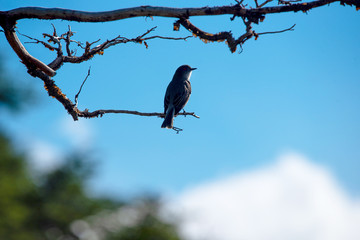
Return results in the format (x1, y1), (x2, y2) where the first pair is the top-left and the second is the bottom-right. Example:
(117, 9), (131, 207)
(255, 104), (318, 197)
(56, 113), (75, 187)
(78, 196), (182, 240)
(107, 197), (182, 240)
(0, 134), (40, 240)
(0, 139), (184, 240)
(0, 139), (117, 240)
(0, 56), (32, 113)
(0, 55), (40, 240)
(31, 155), (120, 240)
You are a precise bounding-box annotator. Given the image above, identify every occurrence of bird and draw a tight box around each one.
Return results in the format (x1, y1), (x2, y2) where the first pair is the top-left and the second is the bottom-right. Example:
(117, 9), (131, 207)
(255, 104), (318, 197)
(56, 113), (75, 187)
(161, 65), (196, 129)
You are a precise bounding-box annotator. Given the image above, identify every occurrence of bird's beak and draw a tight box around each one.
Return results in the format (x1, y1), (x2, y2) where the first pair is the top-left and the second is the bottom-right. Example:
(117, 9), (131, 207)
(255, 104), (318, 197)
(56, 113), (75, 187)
(191, 68), (197, 71)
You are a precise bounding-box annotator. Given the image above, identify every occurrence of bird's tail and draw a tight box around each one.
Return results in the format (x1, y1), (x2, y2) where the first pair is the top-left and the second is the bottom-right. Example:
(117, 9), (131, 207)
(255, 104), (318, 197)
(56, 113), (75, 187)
(161, 107), (175, 129)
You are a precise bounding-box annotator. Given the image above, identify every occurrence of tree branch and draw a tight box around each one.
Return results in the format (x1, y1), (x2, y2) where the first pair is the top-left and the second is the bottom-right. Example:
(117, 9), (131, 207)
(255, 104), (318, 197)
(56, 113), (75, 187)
(2, 26), (56, 76)
(19, 31), (59, 51)
(24, 25), (190, 71)
(177, 17), (256, 53)
(1, 1), (359, 22)
(29, 68), (79, 120)
(77, 109), (200, 119)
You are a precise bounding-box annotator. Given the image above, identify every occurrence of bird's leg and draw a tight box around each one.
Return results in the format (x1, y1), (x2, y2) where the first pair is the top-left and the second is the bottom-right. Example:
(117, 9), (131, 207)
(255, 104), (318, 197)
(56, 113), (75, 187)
(182, 109), (187, 117)
(172, 126), (183, 134)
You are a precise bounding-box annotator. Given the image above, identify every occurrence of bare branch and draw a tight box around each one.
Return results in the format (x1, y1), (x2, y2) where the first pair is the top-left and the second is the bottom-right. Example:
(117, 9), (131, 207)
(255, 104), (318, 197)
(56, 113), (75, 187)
(144, 35), (192, 41)
(44, 26), (191, 66)
(65, 25), (73, 56)
(18, 30), (59, 51)
(77, 109), (200, 119)
(17, 24), (190, 74)
(2, 1), (359, 22)
(278, 0), (302, 5)
(177, 18), (236, 52)
(254, 23), (296, 39)
(3, 27), (56, 76)
(28, 68), (79, 120)
(51, 23), (57, 36)
(177, 17), (255, 53)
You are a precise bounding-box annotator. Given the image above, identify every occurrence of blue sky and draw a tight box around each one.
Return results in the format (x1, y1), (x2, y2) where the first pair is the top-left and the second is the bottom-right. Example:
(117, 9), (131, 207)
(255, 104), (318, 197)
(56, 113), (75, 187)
(1, 0), (360, 203)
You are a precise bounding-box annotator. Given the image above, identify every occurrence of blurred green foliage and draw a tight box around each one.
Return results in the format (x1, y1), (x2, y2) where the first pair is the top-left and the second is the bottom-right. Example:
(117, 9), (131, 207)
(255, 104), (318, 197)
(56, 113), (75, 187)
(0, 134), (183, 240)
(0, 57), (33, 112)
(0, 134), (39, 240)
(107, 197), (181, 240)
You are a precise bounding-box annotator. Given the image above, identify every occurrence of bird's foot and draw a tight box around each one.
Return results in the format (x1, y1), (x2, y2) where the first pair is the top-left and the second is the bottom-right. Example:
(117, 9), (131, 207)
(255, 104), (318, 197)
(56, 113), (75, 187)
(172, 126), (183, 134)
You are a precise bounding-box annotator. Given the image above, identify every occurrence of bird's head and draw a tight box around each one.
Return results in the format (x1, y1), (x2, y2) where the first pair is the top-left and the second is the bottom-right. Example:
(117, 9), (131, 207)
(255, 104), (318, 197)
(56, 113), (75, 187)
(174, 65), (197, 81)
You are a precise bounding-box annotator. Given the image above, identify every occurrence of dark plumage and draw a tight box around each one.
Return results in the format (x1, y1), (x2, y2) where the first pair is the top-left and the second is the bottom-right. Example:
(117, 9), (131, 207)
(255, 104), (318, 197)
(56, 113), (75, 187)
(161, 65), (196, 129)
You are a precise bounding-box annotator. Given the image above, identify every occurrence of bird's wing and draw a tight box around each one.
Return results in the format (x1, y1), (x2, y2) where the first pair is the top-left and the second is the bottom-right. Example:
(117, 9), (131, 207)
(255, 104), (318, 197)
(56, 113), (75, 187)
(173, 81), (191, 115)
(164, 92), (170, 113)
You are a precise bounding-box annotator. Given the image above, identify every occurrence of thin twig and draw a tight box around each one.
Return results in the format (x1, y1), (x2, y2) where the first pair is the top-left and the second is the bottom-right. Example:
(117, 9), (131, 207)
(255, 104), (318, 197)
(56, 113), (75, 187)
(143, 35), (192, 41)
(65, 25), (72, 56)
(138, 26), (157, 38)
(51, 23), (57, 36)
(74, 66), (91, 107)
(256, 23), (295, 36)
(18, 30), (59, 51)
(38, 25), (191, 68)
(258, 0), (273, 8)
(235, 0), (244, 4)
(278, 0), (302, 5)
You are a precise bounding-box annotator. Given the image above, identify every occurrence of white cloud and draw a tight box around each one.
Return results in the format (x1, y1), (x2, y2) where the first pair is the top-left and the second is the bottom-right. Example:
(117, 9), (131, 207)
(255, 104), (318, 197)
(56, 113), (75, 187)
(24, 117), (94, 173)
(59, 117), (94, 150)
(27, 140), (63, 172)
(166, 152), (360, 240)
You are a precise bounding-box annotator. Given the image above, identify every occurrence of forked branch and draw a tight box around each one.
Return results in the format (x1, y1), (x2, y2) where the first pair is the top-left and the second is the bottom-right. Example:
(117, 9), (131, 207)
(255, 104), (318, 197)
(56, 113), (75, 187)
(15, 25), (195, 121)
